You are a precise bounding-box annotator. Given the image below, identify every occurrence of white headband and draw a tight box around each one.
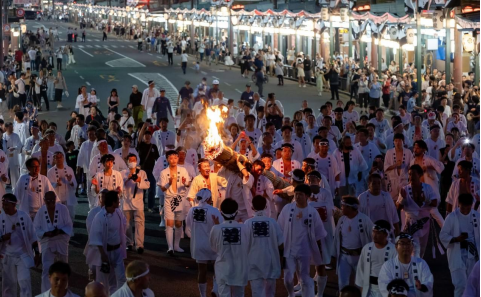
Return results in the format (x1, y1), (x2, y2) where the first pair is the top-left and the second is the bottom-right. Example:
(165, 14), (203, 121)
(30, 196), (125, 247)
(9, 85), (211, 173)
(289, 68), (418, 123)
(126, 269), (149, 282)
(389, 285), (408, 296)
(341, 201), (359, 209)
(220, 210), (238, 219)
(97, 140), (107, 146)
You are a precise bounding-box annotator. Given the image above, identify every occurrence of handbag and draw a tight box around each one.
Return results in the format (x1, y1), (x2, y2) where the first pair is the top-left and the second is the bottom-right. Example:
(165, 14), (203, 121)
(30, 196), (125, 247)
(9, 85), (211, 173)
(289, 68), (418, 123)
(13, 91), (19, 98)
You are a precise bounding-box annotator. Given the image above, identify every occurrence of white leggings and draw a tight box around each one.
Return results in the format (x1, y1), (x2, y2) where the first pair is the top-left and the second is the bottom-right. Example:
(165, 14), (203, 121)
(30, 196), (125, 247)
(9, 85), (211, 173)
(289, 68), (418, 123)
(250, 278), (276, 297)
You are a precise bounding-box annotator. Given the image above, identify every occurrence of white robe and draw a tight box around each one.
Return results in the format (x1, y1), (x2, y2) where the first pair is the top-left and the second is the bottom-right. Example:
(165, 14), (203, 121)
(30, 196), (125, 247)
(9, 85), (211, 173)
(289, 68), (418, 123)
(358, 190), (399, 233)
(22, 136), (40, 159)
(0, 162), (10, 199)
(113, 148), (140, 164)
(33, 203), (73, 253)
(333, 148), (368, 186)
(159, 166), (191, 214)
(93, 170), (124, 194)
(292, 133), (312, 159)
(379, 256), (434, 297)
(110, 283), (154, 297)
(47, 166), (77, 206)
(186, 202), (223, 261)
(152, 130), (176, 155)
(14, 174), (55, 216)
(409, 155), (444, 199)
(13, 121), (29, 145)
(384, 148), (413, 200)
(69, 124), (87, 149)
(251, 175), (275, 218)
(406, 125), (430, 147)
(88, 153), (127, 179)
(354, 142), (381, 195)
(313, 154), (340, 197)
(35, 289), (80, 297)
(308, 188), (335, 263)
(152, 156), (168, 181)
(446, 178), (480, 210)
(0, 210), (37, 267)
(274, 140), (305, 163)
(121, 169), (150, 211)
(355, 242), (397, 297)
(3, 132), (23, 166)
(278, 202), (327, 266)
(245, 212), (283, 280)
(187, 173), (228, 209)
(77, 139), (95, 171)
(452, 157), (480, 180)
(225, 172), (254, 218)
(0, 149), (9, 170)
(272, 158), (301, 179)
(210, 220), (250, 286)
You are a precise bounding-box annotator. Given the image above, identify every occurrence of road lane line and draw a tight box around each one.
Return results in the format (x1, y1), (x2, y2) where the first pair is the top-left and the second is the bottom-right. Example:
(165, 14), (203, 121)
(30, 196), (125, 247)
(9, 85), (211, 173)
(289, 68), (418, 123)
(74, 71), (78, 74)
(224, 82), (231, 86)
(86, 82), (91, 86)
(104, 48), (146, 67)
(95, 45), (101, 48)
(212, 76), (219, 80)
(80, 76), (84, 79)
(201, 71), (207, 75)
(235, 89), (242, 94)
(77, 48), (94, 57)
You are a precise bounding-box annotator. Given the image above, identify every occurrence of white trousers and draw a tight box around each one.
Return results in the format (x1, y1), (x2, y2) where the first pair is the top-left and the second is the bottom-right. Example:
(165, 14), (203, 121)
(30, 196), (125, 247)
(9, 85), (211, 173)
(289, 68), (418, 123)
(451, 251), (477, 297)
(95, 248), (126, 295)
(67, 204), (76, 222)
(41, 248), (68, 292)
(366, 284), (383, 297)
(2, 255), (32, 297)
(124, 209), (145, 248)
(284, 255), (314, 297)
(250, 278), (276, 297)
(217, 279), (245, 297)
(8, 165), (20, 193)
(337, 253), (360, 291)
(88, 185), (98, 210)
(67, 53), (76, 64)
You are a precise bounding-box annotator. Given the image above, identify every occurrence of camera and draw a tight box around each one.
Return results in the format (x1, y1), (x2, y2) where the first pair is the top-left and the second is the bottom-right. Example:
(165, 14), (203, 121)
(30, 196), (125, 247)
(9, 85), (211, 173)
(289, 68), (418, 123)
(130, 168), (140, 181)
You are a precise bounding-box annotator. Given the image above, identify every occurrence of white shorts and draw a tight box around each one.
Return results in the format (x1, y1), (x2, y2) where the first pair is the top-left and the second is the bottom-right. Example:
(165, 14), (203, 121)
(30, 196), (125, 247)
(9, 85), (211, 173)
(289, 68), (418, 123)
(164, 195), (186, 221)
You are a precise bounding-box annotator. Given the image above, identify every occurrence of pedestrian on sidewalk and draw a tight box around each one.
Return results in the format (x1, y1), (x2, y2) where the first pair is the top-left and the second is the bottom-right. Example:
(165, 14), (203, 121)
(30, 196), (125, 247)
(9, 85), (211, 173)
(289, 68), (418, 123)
(167, 42), (174, 65)
(327, 63), (340, 101)
(181, 51), (188, 75)
(275, 59), (284, 86)
(255, 69), (264, 98)
(315, 67), (324, 96)
(82, 29), (86, 42)
(54, 71), (68, 109)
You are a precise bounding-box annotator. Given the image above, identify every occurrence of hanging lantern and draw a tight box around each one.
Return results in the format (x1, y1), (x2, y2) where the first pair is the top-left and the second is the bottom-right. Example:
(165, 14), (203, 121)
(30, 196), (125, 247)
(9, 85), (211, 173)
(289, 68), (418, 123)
(406, 28), (415, 44)
(463, 33), (475, 52)
(432, 11), (444, 31)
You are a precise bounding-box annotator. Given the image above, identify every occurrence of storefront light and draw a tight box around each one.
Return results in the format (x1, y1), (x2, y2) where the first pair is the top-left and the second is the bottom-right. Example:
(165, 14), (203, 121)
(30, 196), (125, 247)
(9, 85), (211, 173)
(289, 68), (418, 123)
(402, 44), (415, 51)
(169, 19), (176, 23)
(231, 16), (238, 26)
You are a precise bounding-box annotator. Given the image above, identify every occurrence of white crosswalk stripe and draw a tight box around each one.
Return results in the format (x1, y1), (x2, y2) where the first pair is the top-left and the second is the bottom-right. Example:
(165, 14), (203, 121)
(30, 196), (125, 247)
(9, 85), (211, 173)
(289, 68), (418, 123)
(129, 46), (135, 49)
(95, 45), (101, 48)
(78, 45), (84, 48)
(111, 45), (118, 48)
(86, 45), (93, 48)
(121, 46), (125, 48)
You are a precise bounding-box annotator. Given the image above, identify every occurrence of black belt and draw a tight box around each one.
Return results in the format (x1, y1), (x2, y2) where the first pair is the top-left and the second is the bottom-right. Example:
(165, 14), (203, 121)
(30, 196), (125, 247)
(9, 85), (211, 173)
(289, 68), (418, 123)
(107, 243), (120, 251)
(341, 247), (362, 256)
(369, 276), (378, 285)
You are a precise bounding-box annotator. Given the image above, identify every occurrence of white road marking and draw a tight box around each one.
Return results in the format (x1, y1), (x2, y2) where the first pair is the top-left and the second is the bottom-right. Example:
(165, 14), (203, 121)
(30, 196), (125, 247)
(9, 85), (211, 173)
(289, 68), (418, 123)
(212, 76), (219, 80)
(224, 82), (231, 86)
(78, 45), (84, 48)
(111, 45), (118, 48)
(201, 71), (207, 75)
(74, 71), (78, 74)
(235, 89), (242, 94)
(129, 46), (135, 49)
(95, 45), (101, 48)
(86, 82), (91, 86)
(121, 46), (125, 48)
(79, 76), (84, 79)
(77, 48), (94, 57)
(104, 48), (146, 67)
(86, 45), (93, 48)
(148, 53), (153, 56)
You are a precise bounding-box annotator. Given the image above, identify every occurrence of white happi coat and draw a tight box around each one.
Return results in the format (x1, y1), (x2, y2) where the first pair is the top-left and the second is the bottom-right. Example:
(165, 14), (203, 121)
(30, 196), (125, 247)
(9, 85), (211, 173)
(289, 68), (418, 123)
(22, 151), (55, 174)
(121, 169), (150, 210)
(86, 206), (103, 234)
(0, 162), (10, 199)
(251, 175), (275, 218)
(452, 157), (480, 179)
(89, 142), (113, 163)
(89, 153), (127, 179)
(159, 166), (190, 213)
(3, 132), (23, 166)
(225, 171), (255, 218)
(186, 201), (223, 261)
(185, 148), (198, 167)
(334, 212), (373, 270)
(333, 148), (368, 186)
(47, 165), (78, 206)
(354, 142), (381, 195)
(13, 121), (29, 145)
(77, 139), (96, 172)
(446, 178), (480, 210)
(409, 155), (444, 199)
(384, 148), (414, 200)
(152, 156), (168, 181)
(35, 289), (80, 297)
(274, 140), (305, 163)
(210, 220), (250, 286)
(355, 242), (397, 297)
(23, 136), (40, 158)
(398, 183), (436, 240)
(278, 202), (327, 265)
(385, 130), (411, 150)
(110, 283), (154, 297)
(272, 158), (301, 179)
(313, 154), (340, 197)
(245, 212), (283, 280)
(369, 118), (390, 141)
(33, 203), (73, 253)
(440, 209), (480, 273)
(406, 125), (430, 147)
(187, 173), (228, 209)
(379, 256), (434, 297)
(93, 170), (124, 193)
(358, 190), (399, 234)
(85, 208), (127, 266)
(32, 143), (65, 159)
(113, 148), (140, 164)
(152, 129), (176, 155)
(0, 149), (9, 170)
(308, 188), (335, 263)
(425, 137), (445, 159)
(14, 174), (55, 216)
(69, 124), (87, 149)
(0, 210), (37, 267)
(292, 133), (312, 159)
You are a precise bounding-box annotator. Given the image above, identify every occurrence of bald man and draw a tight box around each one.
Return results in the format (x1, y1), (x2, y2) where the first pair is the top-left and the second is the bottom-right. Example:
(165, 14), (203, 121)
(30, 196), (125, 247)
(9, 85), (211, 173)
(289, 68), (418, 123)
(111, 260), (154, 297)
(85, 282), (107, 297)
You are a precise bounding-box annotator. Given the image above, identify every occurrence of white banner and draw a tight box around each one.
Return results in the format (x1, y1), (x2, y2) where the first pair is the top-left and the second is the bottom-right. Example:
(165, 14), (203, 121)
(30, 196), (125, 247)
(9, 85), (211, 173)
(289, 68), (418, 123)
(14, 0), (40, 5)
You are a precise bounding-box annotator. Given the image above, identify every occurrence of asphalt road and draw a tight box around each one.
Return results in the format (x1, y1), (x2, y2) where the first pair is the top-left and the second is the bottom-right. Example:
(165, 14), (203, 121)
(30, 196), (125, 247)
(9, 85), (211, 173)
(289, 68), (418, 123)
(12, 19), (455, 297)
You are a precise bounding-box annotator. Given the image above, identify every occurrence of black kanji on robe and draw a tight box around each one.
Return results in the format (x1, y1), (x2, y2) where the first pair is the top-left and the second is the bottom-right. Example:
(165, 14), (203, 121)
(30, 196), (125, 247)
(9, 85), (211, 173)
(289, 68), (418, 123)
(252, 221), (270, 237)
(193, 208), (207, 223)
(222, 227), (241, 245)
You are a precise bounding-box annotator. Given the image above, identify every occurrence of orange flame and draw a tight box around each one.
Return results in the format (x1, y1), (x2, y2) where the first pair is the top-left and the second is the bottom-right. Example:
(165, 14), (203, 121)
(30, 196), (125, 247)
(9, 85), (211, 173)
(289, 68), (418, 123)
(203, 106), (228, 159)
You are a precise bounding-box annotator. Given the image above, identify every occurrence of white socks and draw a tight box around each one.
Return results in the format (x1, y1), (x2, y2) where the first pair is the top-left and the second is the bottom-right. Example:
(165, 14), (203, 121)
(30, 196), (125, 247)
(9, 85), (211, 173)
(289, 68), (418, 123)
(166, 226), (174, 251)
(315, 275), (328, 297)
(174, 227), (183, 252)
(198, 283), (207, 297)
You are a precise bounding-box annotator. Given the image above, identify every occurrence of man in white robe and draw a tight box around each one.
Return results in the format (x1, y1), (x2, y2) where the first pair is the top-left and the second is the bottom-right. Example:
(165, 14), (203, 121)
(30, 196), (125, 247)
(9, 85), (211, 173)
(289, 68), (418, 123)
(121, 153), (150, 254)
(84, 190), (127, 295)
(111, 260), (154, 297)
(278, 184), (326, 297)
(32, 129), (65, 159)
(246, 195), (283, 297)
(446, 160), (480, 214)
(272, 143), (301, 181)
(3, 122), (23, 192)
(187, 158), (227, 209)
(210, 198), (250, 297)
(35, 261), (81, 297)
(0, 160), (10, 199)
(68, 114), (87, 149)
(250, 160), (275, 218)
(440, 194), (480, 297)
(274, 126), (304, 162)
(384, 134), (413, 201)
(354, 128), (381, 196)
(13, 111), (29, 145)
(312, 138), (340, 199)
(152, 118), (176, 155)
(462, 260), (479, 297)
(47, 152), (77, 221)
(222, 158), (255, 222)
(355, 220), (397, 297)
(452, 143), (480, 179)
(186, 189), (222, 297)
(0, 193), (41, 297)
(76, 126), (97, 199)
(15, 157), (55, 219)
(23, 124), (41, 162)
(379, 233), (434, 297)
(33, 191), (73, 292)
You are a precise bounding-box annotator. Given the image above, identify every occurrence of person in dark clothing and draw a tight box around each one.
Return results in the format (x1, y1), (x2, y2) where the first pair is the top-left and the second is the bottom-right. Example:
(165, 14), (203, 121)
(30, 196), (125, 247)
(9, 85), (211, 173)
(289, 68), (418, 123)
(350, 69), (361, 100)
(255, 69), (264, 98)
(328, 64), (340, 101)
(129, 85), (143, 127)
(152, 89), (174, 127)
(137, 122), (160, 211)
(439, 133), (456, 211)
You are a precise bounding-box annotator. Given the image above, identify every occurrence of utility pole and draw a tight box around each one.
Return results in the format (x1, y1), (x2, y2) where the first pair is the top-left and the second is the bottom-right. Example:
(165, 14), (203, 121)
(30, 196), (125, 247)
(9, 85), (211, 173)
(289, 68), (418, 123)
(0, 0), (3, 67)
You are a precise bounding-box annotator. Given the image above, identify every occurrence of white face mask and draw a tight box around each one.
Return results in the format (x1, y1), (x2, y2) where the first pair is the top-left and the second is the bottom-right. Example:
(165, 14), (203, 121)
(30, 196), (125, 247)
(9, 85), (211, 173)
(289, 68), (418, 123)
(128, 162), (137, 169)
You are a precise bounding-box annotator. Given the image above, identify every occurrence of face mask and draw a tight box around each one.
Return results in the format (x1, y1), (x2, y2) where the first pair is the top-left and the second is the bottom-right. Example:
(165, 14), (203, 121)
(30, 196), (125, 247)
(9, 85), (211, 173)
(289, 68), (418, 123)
(128, 162), (137, 169)
(123, 114), (128, 117)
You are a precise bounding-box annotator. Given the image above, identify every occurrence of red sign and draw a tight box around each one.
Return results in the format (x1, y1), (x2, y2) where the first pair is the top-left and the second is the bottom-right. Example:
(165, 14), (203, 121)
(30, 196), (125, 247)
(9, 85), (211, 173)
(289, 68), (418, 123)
(16, 9), (25, 17)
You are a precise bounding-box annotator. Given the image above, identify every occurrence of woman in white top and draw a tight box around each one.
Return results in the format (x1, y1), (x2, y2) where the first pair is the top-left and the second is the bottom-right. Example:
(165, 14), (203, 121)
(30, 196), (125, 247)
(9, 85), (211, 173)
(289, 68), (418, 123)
(181, 51), (188, 74)
(287, 47), (295, 65)
(76, 85), (91, 117)
(266, 51), (276, 76)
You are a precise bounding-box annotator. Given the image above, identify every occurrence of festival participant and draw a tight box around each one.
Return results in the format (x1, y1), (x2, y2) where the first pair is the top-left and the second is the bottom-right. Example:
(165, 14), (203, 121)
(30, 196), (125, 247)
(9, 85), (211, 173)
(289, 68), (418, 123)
(440, 193), (480, 297)
(47, 152), (77, 221)
(278, 184), (326, 297)
(452, 143), (480, 179)
(69, 114), (87, 149)
(396, 165), (438, 258)
(210, 198), (250, 297)
(334, 196), (373, 290)
(91, 154), (124, 195)
(384, 134), (413, 201)
(385, 121), (410, 150)
(13, 111), (29, 145)
(369, 109), (391, 141)
(35, 261), (81, 297)
(152, 118), (176, 154)
(272, 143), (301, 180)
(306, 170), (334, 297)
(113, 135), (139, 165)
(121, 153), (150, 254)
(85, 189), (107, 282)
(84, 282), (108, 297)
(446, 160), (480, 214)
(176, 146), (197, 178)
(160, 150), (191, 254)
(23, 124), (41, 160)
(378, 233), (434, 297)
(406, 115), (429, 146)
(0, 154), (9, 199)
(355, 220), (397, 297)
(312, 138), (340, 197)
(244, 114), (262, 147)
(33, 129), (65, 158)
(33, 191), (73, 292)
(245, 195), (283, 297)
(354, 128), (381, 196)
(275, 126), (304, 162)
(358, 174), (400, 237)
(88, 139), (127, 182)
(85, 190), (127, 295)
(3, 122), (23, 192)
(231, 132), (260, 163)
(140, 81), (160, 120)
(0, 193), (41, 297)
(186, 189), (222, 297)
(425, 125), (445, 159)
(187, 158), (227, 209)
(292, 122), (311, 158)
(111, 260), (154, 297)
(15, 157), (55, 219)
(333, 136), (368, 198)
(249, 160), (275, 218)
(77, 126), (97, 205)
